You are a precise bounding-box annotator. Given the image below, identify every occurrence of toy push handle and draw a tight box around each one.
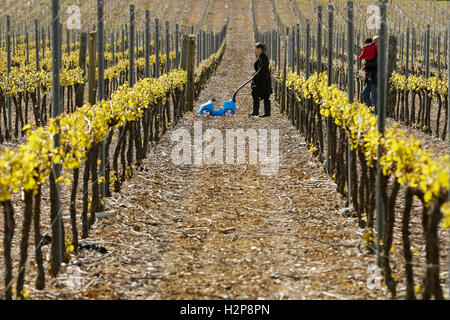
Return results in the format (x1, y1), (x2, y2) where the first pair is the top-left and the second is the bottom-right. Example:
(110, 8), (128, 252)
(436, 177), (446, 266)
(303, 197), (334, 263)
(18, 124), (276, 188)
(232, 76), (254, 102)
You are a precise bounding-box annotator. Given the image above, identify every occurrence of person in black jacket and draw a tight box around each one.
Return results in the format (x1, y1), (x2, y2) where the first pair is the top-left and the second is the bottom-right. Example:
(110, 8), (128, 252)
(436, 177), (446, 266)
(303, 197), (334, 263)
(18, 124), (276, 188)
(249, 43), (273, 117)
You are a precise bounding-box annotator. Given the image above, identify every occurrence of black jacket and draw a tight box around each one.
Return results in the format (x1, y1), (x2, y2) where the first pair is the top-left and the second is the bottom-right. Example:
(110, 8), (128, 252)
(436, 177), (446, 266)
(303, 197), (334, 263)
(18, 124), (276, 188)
(364, 53), (377, 85)
(251, 52), (273, 99)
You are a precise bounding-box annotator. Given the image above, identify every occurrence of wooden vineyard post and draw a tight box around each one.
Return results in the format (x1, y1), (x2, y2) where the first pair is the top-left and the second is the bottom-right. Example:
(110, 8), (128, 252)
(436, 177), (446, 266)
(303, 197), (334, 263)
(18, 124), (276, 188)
(166, 21), (170, 73)
(145, 11), (151, 78)
(445, 30), (448, 68)
(48, 25), (51, 50)
(205, 30), (208, 61)
(88, 31), (97, 105)
(135, 29), (138, 59)
(166, 22), (171, 124)
(121, 27), (125, 60)
(12, 30), (15, 57)
(404, 27), (410, 125)
(317, 5), (322, 74)
(214, 32), (217, 55)
(124, 24), (128, 49)
(58, 22), (64, 123)
(280, 29), (287, 114)
(327, 4), (334, 175)
(211, 31), (214, 56)
(181, 35), (189, 72)
(75, 32), (87, 108)
(142, 10), (151, 155)
(111, 32), (115, 68)
(424, 24), (431, 133)
(287, 30), (294, 120)
(412, 28), (416, 72)
(271, 30), (275, 64)
(50, 0), (62, 277)
(277, 32), (281, 74)
(399, 31), (403, 66)
(312, 35), (315, 61)
(155, 18), (160, 78)
(197, 30), (201, 67)
(144, 10), (151, 77)
(35, 19), (41, 127)
(23, 25), (28, 123)
(6, 15), (11, 136)
(306, 20), (311, 79)
(296, 25), (301, 129)
(437, 33), (441, 76)
(187, 35), (196, 112)
(376, 0), (388, 268)
(202, 30), (206, 65)
(346, 0), (354, 209)
(155, 18), (161, 142)
(272, 31), (277, 97)
(296, 24), (300, 75)
(200, 30), (203, 66)
(287, 30), (294, 70)
(183, 35), (196, 113)
(26, 28), (29, 64)
(129, 5), (135, 87)
(386, 36), (397, 117)
(213, 31), (216, 56)
(116, 30), (119, 57)
(207, 32), (210, 63)
(97, 0), (106, 212)
(175, 24), (180, 68)
(41, 26), (45, 59)
(179, 33), (189, 117)
(208, 32), (211, 58)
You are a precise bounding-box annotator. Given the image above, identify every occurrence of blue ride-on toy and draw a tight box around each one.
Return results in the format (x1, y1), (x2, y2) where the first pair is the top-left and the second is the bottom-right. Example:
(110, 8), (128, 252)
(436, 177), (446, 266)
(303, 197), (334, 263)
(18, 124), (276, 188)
(198, 76), (254, 117)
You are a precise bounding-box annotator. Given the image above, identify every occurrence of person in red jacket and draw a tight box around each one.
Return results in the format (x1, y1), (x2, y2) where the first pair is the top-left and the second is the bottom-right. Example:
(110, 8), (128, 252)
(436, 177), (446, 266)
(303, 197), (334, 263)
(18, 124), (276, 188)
(359, 37), (378, 111)
(359, 37), (378, 82)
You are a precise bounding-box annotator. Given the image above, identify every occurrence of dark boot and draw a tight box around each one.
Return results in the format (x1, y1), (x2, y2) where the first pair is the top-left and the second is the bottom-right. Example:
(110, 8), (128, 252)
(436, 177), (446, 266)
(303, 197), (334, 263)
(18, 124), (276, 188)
(249, 97), (259, 116)
(259, 98), (271, 117)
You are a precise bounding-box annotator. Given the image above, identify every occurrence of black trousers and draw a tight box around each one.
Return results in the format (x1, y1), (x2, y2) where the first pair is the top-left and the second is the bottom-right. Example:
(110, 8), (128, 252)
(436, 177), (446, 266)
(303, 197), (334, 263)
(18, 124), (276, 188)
(252, 96), (271, 115)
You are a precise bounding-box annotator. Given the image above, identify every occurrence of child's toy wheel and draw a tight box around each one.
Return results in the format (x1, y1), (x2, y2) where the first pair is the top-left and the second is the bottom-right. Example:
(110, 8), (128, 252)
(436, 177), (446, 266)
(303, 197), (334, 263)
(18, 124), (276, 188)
(201, 109), (211, 116)
(224, 109), (234, 116)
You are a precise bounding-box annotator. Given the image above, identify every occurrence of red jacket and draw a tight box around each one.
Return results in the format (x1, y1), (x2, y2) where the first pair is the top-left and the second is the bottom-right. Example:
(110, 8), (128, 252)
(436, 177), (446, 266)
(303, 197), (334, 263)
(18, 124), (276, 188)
(358, 42), (378, 61)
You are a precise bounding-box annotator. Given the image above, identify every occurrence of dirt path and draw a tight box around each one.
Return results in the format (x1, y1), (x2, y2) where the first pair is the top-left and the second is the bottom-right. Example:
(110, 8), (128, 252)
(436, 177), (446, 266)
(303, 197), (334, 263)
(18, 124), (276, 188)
(159, 0), (189, 25)
(182, 0), (210, 29)
(206, 0), (231, 32)
(28, 0), (389, 300)
(254, 0), (277, 31)
(274, 0), (298, 26)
